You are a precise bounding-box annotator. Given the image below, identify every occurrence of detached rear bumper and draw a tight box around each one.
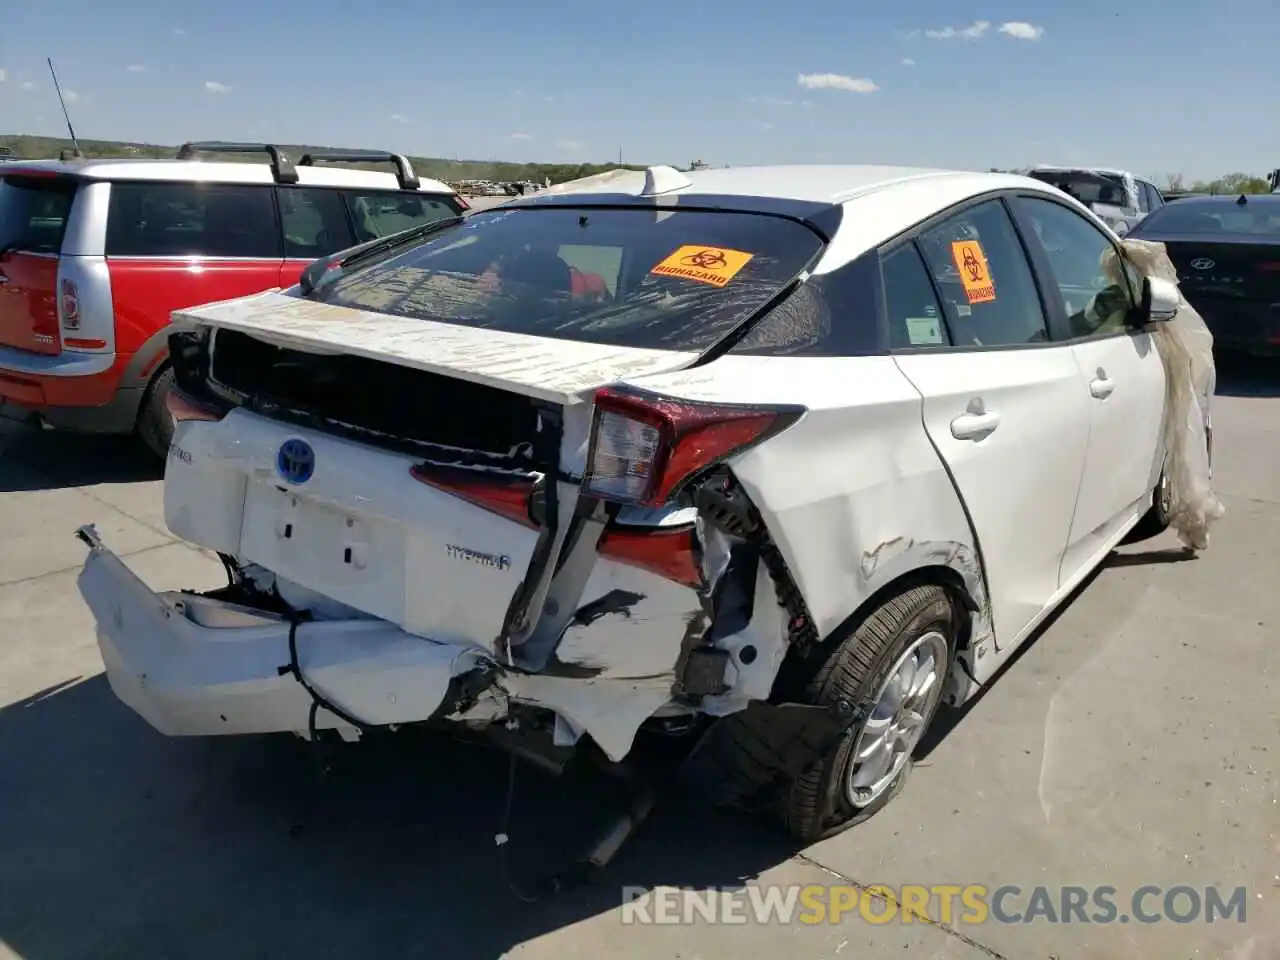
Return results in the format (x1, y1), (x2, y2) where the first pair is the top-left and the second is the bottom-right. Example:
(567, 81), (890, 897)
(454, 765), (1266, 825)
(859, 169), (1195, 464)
(75, 529), (488, 738)
(73, 528), (683, 760)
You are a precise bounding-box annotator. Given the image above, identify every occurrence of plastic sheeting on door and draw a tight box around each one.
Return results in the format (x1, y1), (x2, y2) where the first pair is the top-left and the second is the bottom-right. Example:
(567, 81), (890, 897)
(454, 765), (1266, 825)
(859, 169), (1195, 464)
(1103, 239), (1226, 550)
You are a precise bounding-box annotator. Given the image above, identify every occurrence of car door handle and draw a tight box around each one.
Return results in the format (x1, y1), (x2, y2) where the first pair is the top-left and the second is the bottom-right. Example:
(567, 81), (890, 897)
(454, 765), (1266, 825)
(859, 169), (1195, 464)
(1089, 376), (1115, 399)
(950, 410), (1001, 440)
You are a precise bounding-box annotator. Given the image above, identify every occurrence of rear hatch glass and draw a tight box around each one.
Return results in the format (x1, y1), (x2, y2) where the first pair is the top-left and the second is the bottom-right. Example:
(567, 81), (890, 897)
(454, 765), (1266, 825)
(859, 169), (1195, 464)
(307, 205), (826, 353)
(1028, 171), (1129, 209)
(0, 173), (78, 354)
(1140, 201), (1280, 302)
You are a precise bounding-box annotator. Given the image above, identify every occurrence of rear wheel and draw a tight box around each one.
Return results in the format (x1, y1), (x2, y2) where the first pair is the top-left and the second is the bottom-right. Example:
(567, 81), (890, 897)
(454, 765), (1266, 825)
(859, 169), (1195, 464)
(135, 366), (175, 460)
(781, 584), (955, 843)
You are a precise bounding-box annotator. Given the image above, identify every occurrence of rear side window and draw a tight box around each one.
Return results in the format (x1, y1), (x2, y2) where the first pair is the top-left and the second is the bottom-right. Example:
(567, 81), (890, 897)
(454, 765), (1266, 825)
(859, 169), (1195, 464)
(105, 182), (280, 258)
(343, 192), (459, 243)
(279, 187), (356, 259)
(0, 174), (78, 254)
(313, 206), (824, 352)
(915, 199), (1048, 347)
(881, 243), (949, 348)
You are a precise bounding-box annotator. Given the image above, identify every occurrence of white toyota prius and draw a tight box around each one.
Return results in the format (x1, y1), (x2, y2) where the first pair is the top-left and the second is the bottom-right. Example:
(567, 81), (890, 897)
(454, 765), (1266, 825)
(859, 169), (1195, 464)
(76, 163), (1191, 842)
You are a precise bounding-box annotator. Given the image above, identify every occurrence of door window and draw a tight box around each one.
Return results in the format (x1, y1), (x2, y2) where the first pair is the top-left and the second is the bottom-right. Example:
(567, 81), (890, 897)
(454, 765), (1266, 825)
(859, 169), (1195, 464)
(105, 182), (280, 258)
(915, 199), (1049, 347)
(278, 187), (356, 259)
(342, 191), (459, 243)
(1012, 196), (1138, 339)
(881, 242), (949, 348)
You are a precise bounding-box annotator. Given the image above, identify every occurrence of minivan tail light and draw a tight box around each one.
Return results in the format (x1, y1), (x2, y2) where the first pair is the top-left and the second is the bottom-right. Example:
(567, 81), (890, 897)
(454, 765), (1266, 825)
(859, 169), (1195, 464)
(59, 278), (81, 331)
(584, 388), (804, 507)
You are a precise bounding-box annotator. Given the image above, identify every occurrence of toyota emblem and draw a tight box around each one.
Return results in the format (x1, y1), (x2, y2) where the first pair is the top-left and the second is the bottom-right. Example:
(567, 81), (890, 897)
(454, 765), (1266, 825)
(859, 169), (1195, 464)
(1189, 258), (1215, 270)
(276, 438), (316, 485)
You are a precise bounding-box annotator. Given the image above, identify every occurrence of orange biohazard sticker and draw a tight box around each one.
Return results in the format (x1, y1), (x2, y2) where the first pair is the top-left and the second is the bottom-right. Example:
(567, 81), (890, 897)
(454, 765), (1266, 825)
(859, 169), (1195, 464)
(950, 240), (997, 304)
(650, 245), (754, 288)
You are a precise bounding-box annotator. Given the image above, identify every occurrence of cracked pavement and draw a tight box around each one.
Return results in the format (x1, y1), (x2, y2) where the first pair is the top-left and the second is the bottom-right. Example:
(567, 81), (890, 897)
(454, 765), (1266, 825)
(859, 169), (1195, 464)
(1, 357), (1277, 960)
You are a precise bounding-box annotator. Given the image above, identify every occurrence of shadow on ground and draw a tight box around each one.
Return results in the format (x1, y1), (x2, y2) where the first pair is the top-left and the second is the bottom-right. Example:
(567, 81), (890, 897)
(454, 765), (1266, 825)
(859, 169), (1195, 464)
(0, 424), (161, 493)
(1214, 351), (1280, 398)
(0, 676), (799, 960)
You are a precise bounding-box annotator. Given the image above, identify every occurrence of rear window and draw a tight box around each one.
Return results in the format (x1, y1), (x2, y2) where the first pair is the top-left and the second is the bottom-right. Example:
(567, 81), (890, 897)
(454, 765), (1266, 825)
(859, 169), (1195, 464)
(1138, 201), (1280, 237)
(0, 174), (79, 255)
(311, 206), (825, 351)
(1028, 171), (1129, 208)
(344, 191), (461, 243)
(105, 182), (279, 258)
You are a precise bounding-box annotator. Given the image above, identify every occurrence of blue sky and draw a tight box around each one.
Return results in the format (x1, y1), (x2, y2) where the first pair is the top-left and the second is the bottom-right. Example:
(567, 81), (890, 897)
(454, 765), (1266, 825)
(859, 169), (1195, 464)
(2, 0), (1276, 183)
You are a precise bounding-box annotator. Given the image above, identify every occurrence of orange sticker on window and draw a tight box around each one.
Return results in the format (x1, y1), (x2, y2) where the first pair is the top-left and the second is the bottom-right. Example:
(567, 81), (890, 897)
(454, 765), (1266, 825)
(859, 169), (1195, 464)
(950, 240), (997, 304)
(650, 245), (754, 288)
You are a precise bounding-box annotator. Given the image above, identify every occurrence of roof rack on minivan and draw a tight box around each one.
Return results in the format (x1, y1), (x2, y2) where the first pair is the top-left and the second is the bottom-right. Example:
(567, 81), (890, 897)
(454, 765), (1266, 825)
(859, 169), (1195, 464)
(298, 149), (421, 191)
(175, 141), (300, 184)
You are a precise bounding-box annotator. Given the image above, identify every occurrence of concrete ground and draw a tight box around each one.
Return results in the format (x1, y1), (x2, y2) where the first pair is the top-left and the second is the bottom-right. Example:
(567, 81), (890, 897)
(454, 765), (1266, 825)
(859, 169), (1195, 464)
(1, 357), (1277, 960)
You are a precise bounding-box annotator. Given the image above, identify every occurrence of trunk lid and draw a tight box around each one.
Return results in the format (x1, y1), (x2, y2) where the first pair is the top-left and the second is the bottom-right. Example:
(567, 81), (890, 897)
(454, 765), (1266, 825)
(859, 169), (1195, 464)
(178, 290), (701, 407)
(0, 172), (80, 356)
(1163, 238), (1280, 302)
(168, 292), (709, 657)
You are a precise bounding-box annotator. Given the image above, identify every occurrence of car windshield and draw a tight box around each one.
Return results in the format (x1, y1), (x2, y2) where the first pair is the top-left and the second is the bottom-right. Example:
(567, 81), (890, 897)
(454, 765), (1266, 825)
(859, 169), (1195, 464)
(1138, 200), (1280, 237)
(1029, 171), (1129, 208)
(309, 205), (826, 352)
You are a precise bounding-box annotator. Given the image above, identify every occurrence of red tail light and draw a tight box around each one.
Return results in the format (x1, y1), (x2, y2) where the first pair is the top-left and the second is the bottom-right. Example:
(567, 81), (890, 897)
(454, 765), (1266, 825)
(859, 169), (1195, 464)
(166, 387), (225, 423)
(598, 524), (701, 587)
(583, 387), (803, 507)
(455, 195), (471, 211)
(410, 463), (538, 529)
(59, 278), (81, 331)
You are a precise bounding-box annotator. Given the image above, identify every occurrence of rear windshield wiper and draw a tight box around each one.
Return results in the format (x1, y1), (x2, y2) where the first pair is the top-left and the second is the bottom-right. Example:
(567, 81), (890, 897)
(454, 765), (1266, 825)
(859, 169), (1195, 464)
(298, 216), (465, 297)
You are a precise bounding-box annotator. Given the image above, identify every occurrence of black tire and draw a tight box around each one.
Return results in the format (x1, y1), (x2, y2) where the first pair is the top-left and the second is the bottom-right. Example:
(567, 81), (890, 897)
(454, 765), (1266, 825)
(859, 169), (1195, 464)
(781, 584), (955, 843)
(1122, 467), (1172, 545)
(135, 366), (175, 461)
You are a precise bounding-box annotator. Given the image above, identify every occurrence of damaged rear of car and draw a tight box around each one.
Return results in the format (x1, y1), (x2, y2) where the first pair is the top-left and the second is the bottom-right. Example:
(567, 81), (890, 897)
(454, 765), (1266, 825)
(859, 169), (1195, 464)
(76, 199), (846, 786)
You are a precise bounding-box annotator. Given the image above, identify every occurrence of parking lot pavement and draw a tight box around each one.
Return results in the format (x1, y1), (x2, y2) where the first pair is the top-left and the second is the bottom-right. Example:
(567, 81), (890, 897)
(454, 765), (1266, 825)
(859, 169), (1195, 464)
(1, 358), (1277, 960)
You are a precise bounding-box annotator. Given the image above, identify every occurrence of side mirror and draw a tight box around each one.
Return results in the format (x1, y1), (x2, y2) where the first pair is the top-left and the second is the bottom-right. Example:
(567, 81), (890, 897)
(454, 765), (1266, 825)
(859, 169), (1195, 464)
(1137, 275), (1180, 324)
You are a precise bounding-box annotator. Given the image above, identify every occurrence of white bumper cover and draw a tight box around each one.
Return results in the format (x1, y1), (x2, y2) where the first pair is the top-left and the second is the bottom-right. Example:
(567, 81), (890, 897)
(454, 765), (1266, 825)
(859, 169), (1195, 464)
(77, 540), (487, 738)
(75, 532), (681, 760)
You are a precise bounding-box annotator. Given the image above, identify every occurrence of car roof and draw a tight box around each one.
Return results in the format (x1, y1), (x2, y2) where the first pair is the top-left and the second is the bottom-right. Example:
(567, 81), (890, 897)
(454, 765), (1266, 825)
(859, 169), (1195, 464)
(1, 157), (457, 195)
(513, 163), (1087, 273)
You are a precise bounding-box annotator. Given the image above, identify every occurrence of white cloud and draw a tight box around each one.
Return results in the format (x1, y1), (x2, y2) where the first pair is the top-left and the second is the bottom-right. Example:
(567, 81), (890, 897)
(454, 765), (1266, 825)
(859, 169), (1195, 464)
(749, 96), (795, 107)
(127, 64), (146, 73)
(999, 21), (1044, 39)
(558, 139), (584, 151)
(925, 20), (990, 39)
(63, 89), (81, 103)
(172, 28), (187, 36)
(512, 88), (526, 96)
(757, 121), (774, 131)
(0, 68), (6, 83)
(21, 81), (38, 92)
(390, 113), (409, 123)
(797, 72), (879, 94)
(204, 80), (231, 94)
(896, 29), (922, 40)
(510, 132), (533, 141)
(902, 57), (916, 65)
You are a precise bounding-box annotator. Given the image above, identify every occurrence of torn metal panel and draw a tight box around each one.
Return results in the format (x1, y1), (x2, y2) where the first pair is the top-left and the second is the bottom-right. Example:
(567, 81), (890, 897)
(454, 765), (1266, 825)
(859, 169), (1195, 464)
(177, 292), (700, 406)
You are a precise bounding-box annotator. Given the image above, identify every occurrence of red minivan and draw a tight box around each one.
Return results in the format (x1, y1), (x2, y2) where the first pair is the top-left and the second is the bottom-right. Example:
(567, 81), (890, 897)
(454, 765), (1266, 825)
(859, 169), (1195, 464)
(0, 143), (467, 455)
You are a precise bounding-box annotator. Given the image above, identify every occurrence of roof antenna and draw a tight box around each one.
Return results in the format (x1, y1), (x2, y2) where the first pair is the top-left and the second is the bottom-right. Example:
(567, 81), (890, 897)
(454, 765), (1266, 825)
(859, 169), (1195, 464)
(47, 57), (83, 160)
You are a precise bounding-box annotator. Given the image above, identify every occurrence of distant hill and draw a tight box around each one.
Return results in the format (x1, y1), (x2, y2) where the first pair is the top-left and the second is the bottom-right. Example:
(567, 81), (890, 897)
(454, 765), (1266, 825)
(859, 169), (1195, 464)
(0, 134), (647, 187)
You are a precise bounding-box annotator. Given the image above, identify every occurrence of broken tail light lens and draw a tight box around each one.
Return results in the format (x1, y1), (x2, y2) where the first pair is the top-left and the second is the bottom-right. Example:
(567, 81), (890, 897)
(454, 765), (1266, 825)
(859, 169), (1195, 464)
(584, 387), (803, 507)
